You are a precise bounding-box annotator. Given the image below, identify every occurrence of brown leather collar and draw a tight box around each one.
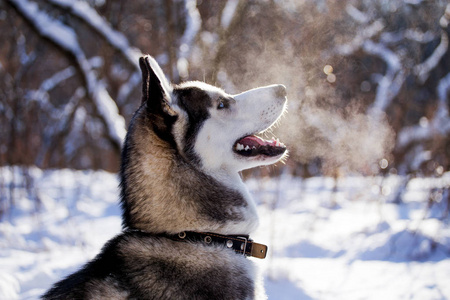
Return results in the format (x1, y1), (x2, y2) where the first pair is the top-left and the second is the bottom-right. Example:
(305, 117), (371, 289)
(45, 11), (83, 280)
(169, 231), (268, 259)
(126, 229), (268, 259)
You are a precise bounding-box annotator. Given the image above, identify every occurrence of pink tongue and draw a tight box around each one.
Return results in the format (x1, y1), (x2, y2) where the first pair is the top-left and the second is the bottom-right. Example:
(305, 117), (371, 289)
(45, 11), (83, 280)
(239, 135), (271, 147)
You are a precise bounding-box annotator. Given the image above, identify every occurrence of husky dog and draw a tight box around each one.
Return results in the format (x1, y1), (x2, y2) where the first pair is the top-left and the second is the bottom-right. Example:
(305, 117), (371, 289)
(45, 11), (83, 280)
(43, 55), (287, 300)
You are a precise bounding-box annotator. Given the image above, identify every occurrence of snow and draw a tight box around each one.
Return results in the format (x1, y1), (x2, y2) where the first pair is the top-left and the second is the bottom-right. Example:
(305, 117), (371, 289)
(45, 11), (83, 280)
(179, 0), (201, 54)
(93, 84), (127, 147)
(11, 0), (79, 53)
(346, 4), (370, 24)
(221, 0), (240, 30)
(397, 71), (450, 148)
(333, 16), (408, 118)
(404, 29), (436, 44)
(335, 20), (385, 56)
(48, 0), (142, 70)
(363, 40), (405, 115)
(436, 72), (450, 131)
(47, 0), (144, 105)
(1, 167), (449, 299)
(414, 32), (449, 84)
(40, 67), (76, 92)
(176, 0), (201, 80)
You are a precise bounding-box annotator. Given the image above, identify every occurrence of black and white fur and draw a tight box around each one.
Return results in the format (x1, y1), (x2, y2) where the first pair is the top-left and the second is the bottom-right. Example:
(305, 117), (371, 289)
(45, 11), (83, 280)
(43, 55), (287, 300)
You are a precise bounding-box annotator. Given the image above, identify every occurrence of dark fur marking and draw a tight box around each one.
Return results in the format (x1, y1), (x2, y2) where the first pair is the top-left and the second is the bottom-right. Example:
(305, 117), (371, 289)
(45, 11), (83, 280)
(175, 162), (247, 223)
(173, 86), (212, 166)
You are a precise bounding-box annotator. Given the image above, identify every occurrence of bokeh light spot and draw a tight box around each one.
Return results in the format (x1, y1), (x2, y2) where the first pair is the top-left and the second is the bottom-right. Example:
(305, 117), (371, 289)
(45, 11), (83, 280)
(379, 158), (388, 169)
(323, 64), (333, 75)
(327, 73), (336, 83)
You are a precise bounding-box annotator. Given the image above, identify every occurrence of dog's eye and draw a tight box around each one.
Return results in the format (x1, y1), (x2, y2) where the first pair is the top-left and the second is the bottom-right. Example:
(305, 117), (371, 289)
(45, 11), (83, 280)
(217, 98), (228, 110)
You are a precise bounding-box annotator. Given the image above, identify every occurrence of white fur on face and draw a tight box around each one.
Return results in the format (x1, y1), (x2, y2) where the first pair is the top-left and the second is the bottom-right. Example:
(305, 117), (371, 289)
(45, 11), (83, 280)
(169, 83), (286, 235)
(194, 84), (287, 173)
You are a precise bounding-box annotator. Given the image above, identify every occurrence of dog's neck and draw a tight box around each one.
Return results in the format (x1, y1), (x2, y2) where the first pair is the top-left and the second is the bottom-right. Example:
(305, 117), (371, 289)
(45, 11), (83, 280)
(120, 111), (259, 235)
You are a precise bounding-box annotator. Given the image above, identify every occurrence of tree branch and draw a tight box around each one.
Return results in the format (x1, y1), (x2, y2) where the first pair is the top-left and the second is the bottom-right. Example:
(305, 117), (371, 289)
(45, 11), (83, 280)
(6, 0), (126, 154)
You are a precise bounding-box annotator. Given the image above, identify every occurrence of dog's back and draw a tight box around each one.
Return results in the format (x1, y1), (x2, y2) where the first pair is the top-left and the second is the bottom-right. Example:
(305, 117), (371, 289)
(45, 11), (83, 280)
(43, 55), (287, 299)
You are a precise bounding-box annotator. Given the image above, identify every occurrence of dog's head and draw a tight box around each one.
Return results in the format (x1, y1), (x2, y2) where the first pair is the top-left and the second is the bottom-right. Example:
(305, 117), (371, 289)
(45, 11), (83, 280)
(120, 56), (288, 233)
(139, 55), (288, 174)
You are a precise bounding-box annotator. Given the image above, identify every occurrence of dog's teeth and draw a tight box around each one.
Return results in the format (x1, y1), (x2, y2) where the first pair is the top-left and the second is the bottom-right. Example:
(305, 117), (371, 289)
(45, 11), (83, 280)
(252, 146), (256, 149)
(236, 143), (244, 151)
(245, 145), (250, 151)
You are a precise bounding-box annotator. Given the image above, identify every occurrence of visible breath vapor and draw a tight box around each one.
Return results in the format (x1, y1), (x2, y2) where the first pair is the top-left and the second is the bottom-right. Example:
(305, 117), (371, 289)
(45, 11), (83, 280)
(289, 104), (395, 174)
(222, 42), (395, 174)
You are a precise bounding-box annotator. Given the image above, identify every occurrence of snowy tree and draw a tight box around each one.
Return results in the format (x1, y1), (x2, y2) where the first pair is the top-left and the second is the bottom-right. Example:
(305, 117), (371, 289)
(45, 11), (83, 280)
(1, 0), (202, 170)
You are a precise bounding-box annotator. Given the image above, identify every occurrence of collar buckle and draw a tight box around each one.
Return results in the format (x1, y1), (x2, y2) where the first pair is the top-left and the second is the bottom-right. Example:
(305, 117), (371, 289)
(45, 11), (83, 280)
(237, 236), (248, 256)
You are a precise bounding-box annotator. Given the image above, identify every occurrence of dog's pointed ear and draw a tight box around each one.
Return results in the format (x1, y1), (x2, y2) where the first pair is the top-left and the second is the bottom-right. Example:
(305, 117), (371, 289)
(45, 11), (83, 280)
(139, 55), (176, 117)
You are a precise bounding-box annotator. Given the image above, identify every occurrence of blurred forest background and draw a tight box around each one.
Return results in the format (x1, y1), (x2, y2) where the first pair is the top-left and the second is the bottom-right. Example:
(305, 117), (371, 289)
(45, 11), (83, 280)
(2, 2), (450, 297)
(0, 0), (449, 208)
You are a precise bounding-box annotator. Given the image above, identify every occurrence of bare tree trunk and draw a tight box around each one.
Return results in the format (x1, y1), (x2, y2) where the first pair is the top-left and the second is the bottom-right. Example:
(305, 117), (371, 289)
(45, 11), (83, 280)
(211, 0), (249, 83)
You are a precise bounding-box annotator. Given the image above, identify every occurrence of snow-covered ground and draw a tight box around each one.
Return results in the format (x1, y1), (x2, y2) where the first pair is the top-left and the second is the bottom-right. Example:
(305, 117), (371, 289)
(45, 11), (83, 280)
(0, 167), (449, 299)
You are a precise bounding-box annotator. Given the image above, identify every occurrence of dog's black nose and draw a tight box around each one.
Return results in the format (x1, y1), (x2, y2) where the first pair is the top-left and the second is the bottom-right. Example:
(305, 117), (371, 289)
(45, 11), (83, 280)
(275, 85), (287, 98)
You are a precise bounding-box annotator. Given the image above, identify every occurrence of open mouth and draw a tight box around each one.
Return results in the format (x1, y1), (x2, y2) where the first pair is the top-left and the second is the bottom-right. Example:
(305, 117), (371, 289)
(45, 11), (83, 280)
(233, 135), (286, 157)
